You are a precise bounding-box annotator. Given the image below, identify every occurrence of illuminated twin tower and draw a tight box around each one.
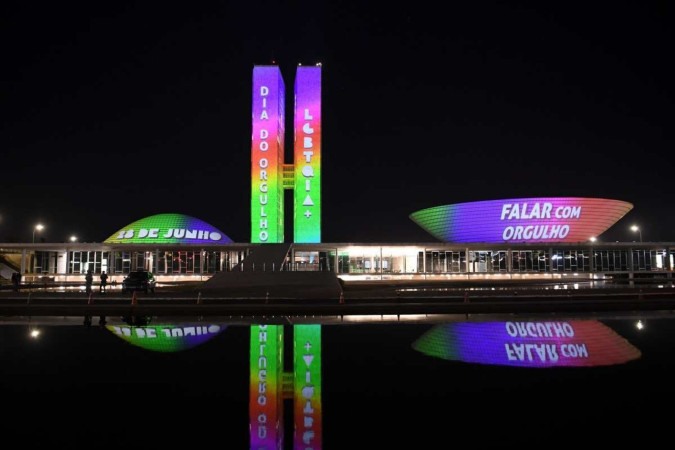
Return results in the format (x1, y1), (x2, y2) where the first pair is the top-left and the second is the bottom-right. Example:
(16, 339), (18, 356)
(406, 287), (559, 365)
(251, 64), (322, 244)
(250, 64), (324, 450)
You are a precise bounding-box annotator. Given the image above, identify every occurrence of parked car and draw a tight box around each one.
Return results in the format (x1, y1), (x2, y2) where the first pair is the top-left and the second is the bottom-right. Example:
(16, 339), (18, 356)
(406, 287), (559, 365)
(121, 315), (153, 326)
(122, 270), (156, 293)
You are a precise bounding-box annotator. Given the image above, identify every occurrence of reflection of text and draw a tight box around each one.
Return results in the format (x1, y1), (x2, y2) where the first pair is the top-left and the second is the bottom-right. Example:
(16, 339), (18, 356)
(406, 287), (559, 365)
(504, 321), (589, 363)
(505, 321), (574, 338)
(111, 325), (221, 338)
(256, 325), (269, 440)
(505, 343), (589, 362)
(301, 343), (317, 449)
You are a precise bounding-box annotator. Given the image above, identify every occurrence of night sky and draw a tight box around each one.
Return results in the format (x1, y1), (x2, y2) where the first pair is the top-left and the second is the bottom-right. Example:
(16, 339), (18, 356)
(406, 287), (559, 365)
(2, 2), (673, 244)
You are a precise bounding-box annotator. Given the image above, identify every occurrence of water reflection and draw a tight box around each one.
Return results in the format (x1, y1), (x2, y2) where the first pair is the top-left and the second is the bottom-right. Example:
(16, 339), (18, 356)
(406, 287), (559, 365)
(106, 322), (227, 352)
(412, 320), (641, 367)
(3, 315), (669, 447)
(249, 320), (644, 449)
(250, 325), (323, 449)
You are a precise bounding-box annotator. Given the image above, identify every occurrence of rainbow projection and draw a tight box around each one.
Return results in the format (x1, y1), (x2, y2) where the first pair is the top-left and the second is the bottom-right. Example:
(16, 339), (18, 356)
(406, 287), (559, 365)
(106, 323), (226, 352)
(250, 325), (285, 449)
(293, 325), (322, 450)
(104, 213), (232, 244)
(251, 66), (286, 243)
(412, 320), (641, 368)
(293, 66), (322, 243)
(409, 197), (633, 243)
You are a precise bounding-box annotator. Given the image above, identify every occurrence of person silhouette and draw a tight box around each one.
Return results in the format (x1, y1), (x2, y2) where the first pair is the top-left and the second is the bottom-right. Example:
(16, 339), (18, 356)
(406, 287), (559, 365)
(100, 271), (108, 293)
(85, 270), (93, 294)
(12, 272), (20, 292)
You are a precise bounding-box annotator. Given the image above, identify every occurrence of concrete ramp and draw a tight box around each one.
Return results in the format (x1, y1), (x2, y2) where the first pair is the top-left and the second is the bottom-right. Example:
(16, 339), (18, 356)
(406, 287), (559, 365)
(199, 270), (343, 300)
(234, 243), (291, 272)
(0, 262), (17, 281)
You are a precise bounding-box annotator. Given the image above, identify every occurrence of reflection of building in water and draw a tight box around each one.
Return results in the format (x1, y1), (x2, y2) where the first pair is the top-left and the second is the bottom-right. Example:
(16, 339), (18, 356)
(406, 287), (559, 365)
(250, 325), (322, 450)
(107, 323), (226, 352)
(412, 320), (641, 368)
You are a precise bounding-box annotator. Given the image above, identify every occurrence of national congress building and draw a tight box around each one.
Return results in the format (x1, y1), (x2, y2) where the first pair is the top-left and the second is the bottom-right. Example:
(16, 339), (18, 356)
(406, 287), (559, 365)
(1, 64), (673, 288)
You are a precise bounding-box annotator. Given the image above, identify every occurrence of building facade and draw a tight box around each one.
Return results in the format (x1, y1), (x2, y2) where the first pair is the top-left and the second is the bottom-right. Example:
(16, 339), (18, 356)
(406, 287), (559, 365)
(1, 64), (673, 288)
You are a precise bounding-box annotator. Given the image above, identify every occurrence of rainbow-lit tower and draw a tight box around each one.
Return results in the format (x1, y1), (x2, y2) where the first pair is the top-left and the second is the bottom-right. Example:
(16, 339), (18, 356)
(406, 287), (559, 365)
(250, 64), (324, 449)
(251, 64), (322, 244)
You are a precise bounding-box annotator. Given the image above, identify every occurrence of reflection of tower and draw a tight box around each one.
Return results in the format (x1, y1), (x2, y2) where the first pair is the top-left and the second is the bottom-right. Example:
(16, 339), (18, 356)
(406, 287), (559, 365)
(249, 325), (322, 449)
(292, 325), (322, 449)
(251, 64), (322, 244)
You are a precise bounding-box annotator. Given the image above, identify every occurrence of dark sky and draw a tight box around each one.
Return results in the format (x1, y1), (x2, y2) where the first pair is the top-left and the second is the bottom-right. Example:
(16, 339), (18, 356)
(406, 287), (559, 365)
(2, 2), (673, 244)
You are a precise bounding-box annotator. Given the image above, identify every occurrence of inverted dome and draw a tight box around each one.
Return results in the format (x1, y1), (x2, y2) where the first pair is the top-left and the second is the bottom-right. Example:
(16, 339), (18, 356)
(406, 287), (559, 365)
(106, 323), (226, 352)
(104, 213), (233, 244)
(409, 197), (633, 243)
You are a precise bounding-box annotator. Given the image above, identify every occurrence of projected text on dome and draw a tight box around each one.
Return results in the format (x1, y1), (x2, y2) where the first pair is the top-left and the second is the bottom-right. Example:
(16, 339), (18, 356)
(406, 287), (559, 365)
(409, 197), (633, 243)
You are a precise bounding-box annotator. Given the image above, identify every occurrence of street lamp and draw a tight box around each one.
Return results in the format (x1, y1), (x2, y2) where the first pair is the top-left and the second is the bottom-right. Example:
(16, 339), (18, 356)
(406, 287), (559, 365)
(32, 224), (44, 243)
(70, 235), (78, 242)
(589, 237), (597, 242)
(631, 225), (642, 243)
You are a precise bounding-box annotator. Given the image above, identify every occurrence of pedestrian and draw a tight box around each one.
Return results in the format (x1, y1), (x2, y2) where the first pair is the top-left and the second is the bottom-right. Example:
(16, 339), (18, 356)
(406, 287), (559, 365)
(85, 269), (93, 294)
(12, 272), (20, 292)
(100, 271), (108, 293)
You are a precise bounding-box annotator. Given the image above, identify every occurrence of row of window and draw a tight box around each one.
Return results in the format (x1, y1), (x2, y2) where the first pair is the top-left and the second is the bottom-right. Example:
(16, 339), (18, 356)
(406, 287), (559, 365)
(348, 249), (670, 274)
(28, 248), (673, 275)
(33, 250), (245, 275)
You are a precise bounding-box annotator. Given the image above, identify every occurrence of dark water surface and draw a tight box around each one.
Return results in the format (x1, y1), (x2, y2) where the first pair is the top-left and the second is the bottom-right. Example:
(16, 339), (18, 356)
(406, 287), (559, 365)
(2, 313), (673, 447)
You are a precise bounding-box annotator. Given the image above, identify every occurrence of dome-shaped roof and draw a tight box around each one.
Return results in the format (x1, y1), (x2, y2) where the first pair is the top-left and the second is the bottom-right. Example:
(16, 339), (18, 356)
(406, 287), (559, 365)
(104, 213), (233, 244)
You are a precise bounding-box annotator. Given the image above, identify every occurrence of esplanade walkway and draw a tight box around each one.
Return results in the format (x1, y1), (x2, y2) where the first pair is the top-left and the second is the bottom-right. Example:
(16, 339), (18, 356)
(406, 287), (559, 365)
(1, 273), (674, 321)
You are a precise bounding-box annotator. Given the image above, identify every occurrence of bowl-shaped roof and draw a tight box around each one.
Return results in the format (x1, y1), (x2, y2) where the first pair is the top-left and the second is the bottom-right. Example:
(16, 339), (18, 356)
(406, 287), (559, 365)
(409, 197), (633, 243)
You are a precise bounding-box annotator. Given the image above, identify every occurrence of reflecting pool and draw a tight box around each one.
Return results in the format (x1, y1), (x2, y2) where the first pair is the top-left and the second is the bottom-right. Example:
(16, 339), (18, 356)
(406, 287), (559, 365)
(2, 313), (672, 447)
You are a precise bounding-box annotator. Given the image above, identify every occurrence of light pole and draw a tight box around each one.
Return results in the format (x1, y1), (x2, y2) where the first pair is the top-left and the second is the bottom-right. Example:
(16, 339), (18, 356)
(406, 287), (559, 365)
(631, 225), (642, 243)
(32, 224), (44, 243)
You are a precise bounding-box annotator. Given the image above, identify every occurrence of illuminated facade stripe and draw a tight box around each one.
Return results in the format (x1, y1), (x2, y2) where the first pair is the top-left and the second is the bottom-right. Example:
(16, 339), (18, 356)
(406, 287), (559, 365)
(251, 66), (285, 243)
(412, 321), (641, 368)
(409, 197), (633, 243)
(293, 66), (322, 243)
(293, 325), (322, 450)
(250, 325), (285, 449)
